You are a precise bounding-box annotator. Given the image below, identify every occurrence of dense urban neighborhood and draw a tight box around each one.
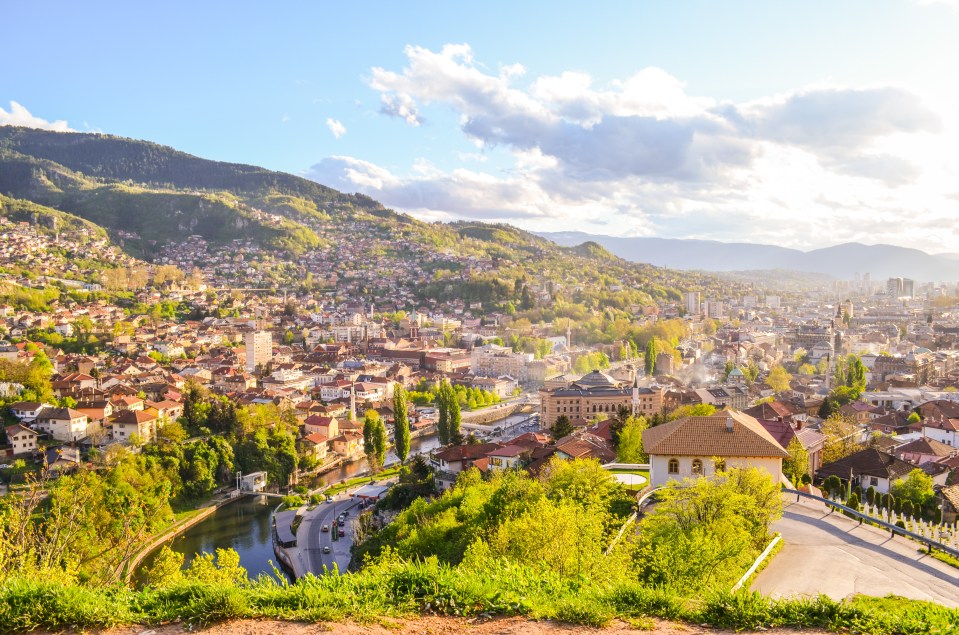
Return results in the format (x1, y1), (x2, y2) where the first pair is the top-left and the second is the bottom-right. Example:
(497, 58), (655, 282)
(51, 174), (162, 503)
(1, 127), (959, 634)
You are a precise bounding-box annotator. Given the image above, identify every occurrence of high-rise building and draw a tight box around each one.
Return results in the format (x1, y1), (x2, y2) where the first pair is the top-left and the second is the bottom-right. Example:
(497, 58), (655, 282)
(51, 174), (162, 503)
(766, 295), (781, 309)
(685, 291), (701, 316)
(901, 278), (915, 298)
(887, 277), (904, 297)
(245, 330), (273, 373)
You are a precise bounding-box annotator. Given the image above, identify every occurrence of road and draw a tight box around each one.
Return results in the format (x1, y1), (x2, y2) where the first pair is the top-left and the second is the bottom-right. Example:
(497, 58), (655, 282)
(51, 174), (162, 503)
(752, 495), (959, 607)
(291, 493), (362, 576)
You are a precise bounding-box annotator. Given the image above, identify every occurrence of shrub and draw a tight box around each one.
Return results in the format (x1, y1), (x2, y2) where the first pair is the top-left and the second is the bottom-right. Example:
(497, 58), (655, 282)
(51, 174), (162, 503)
(281, 495), (304, 508)
(846, 493), (860, 513)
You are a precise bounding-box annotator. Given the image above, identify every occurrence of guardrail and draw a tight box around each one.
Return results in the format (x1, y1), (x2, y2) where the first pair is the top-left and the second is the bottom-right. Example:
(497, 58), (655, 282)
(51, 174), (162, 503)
(605, 486), (664, 556)
(783, 487), (959, 560)
(731, 535), (781, 591)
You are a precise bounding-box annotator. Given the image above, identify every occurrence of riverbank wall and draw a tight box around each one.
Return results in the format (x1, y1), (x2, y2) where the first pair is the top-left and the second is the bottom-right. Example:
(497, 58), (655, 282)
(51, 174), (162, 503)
(124, 492), (248, 582)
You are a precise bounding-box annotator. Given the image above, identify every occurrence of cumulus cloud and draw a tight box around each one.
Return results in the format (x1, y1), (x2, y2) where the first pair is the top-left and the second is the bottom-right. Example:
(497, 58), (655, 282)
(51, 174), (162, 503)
(305, 44), (958, 251)
(325, 118), (346, 138)
(0, 101), (73, 131)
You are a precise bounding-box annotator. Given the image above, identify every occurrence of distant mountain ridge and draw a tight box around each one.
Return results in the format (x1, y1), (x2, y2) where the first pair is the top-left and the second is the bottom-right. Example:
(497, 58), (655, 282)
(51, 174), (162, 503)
(538, 231), (959, 282)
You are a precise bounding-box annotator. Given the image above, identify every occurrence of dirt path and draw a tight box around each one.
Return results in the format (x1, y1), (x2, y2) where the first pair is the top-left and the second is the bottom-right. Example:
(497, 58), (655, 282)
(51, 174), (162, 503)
(87, 617), (832, 635)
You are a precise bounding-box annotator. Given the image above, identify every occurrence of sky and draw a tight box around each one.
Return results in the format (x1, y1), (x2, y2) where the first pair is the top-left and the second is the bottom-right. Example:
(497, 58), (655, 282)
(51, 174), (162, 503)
(3, 0), (959, 252)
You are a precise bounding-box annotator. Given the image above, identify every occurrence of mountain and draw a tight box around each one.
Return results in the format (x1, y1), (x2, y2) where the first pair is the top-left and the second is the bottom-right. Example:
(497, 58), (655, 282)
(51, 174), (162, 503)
(539, 231), (959, 282)
(0, 126), (740, 306)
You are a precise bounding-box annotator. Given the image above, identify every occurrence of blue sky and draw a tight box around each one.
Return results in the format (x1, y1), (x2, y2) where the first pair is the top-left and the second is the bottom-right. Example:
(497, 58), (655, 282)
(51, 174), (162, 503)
(4, 0), (959, 251)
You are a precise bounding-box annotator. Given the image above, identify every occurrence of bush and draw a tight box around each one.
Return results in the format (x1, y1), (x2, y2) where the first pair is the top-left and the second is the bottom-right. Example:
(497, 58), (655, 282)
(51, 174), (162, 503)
(281, 495), (304, 508)
(846, 493), (860, 513)
(800, 474), (811, 486)
(822, 475), (841, 498)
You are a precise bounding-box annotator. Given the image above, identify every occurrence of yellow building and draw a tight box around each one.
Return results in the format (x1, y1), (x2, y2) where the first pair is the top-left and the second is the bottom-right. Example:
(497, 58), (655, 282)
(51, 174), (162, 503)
(540, 370), (664, 427)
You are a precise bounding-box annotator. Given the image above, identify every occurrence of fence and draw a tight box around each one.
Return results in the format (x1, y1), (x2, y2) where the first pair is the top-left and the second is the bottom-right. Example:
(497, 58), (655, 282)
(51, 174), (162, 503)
(783, 487), (959, 560)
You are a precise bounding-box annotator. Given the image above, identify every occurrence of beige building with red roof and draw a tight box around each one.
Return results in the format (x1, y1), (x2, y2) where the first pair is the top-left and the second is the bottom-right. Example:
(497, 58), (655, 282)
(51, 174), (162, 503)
(643, 409), (790, 486)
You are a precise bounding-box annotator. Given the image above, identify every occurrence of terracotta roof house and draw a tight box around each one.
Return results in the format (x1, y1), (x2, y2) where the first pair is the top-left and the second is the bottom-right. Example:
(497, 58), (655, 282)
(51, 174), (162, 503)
(893, 437), (957, 466)
(5, 423), (39, 456)
(643, 409), (790, 486)
(816, 448), (916, 494)
(754, 417), (826, 479)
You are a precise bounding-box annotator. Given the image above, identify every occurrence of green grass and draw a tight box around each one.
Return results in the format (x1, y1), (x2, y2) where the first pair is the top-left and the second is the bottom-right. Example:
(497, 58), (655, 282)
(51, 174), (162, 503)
(324, 466), (403, 497)
(1, 563), (957, 633)
(926, 549), (959, 570)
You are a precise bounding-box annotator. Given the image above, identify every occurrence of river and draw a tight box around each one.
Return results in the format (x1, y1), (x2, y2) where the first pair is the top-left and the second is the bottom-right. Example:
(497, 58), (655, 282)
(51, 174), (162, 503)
(308, 431), (442, 487)
(133, 494), (283, 586)
(133, 416), (538, 586)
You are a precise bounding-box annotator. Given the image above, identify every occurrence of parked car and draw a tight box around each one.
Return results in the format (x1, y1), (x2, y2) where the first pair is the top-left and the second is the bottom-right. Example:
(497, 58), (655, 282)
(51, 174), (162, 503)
(338, 528), (345, 537)
(326, 495), (333, 503)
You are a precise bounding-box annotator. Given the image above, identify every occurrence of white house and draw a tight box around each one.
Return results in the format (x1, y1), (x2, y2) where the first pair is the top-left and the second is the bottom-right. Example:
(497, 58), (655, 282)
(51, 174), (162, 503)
(9, 401), (53, 423)
(35, 407), (91, 442)
(923, 417), (959, 447)
(642, 410), (790, 486)
(5, 424), (39, 456)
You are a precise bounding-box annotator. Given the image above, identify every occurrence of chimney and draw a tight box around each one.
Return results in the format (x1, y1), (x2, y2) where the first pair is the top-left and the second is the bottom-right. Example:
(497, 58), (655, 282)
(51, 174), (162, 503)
(726, 417), (734, 433)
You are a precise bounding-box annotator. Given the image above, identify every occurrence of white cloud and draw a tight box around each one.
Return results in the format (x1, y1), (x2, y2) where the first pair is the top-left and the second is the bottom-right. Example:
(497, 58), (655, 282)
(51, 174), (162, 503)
(917, 0), (959, 10)
(325, 118), (346, 138)
(0, 101), (73, 131)
(305, 45), (959, 252)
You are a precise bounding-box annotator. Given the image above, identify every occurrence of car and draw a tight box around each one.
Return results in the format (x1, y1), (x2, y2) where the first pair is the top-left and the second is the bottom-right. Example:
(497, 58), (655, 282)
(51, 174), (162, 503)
(338, 528), (345, 537)
(322, 524), (329, 532)
(341, 510), (349, 518)
(322, 546), (331, 554)
(325, 495), (333, 503)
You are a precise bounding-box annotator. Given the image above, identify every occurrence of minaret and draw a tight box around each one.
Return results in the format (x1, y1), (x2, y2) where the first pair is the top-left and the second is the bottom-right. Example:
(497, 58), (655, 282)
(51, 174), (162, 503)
(631, 375), (640, 417)
(349, 380), (357, 421)
(824, 353), (831, 392)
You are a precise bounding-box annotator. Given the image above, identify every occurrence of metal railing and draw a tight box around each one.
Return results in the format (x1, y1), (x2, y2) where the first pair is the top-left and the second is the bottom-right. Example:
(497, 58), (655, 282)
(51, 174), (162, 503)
(783, 487), (959, 560)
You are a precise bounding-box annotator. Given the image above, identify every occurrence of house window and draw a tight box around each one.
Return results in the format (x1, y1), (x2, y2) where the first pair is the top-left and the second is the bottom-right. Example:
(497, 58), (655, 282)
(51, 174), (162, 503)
(869, 477), (879, 487)
(668, 458), (679, 474)
(692, 459), (704, 475)
(714, 459), (726, 472)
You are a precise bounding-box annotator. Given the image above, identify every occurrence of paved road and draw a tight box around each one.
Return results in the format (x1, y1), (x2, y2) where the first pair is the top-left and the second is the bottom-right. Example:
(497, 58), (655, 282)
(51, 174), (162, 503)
(752, 496), (959, 606)
(288, 493), (361, 577)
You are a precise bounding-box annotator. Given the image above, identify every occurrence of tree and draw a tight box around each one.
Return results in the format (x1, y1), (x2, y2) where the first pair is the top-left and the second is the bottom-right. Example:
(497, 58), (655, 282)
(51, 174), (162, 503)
(891, 468), (935, 509)
(766, 364), (792, 393)
(448, 387), (463, 445)
(820, 414), (863, 464)
(723, 360), (734, 382)
(363, 410), (387, 472)
(644, 339), (658, 376)
(636, 468), (783, 591)
(551, 415), (573, 440)
(616, 416), (647, 463)
(437, 381), (450, 445)
(783, 437), (809, 484)
(393, 384), (411, 464)
(822, 475), (842, 498)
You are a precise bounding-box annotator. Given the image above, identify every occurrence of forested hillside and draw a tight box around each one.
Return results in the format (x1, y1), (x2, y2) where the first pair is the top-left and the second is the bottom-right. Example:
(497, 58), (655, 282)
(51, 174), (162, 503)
(0, 127), (736, 310)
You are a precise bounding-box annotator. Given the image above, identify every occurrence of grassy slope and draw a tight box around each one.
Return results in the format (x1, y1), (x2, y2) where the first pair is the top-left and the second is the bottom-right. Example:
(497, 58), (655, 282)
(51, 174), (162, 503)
(0, 569), (956, 633)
